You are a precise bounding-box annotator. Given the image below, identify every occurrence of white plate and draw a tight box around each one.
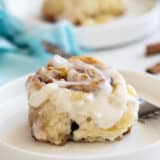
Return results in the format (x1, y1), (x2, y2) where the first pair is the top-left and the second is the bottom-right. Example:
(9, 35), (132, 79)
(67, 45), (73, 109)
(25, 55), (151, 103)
(0, 71), (160, 160)
(4, 0), (160, 48)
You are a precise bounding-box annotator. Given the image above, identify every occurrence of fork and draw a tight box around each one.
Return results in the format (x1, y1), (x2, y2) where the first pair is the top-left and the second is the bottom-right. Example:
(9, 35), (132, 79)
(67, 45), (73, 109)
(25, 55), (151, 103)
(121, 70), (160, 122)
(138, 101), (160, 122)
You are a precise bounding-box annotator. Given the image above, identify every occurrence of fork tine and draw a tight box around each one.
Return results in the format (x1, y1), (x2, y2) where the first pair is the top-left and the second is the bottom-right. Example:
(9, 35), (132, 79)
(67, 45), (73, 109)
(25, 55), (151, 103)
(42, 41), (71, 58)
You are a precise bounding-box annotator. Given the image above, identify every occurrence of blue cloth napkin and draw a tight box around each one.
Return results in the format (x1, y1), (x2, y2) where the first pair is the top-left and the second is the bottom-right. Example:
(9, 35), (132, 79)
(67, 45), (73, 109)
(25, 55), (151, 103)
(0, 6), (83, 85)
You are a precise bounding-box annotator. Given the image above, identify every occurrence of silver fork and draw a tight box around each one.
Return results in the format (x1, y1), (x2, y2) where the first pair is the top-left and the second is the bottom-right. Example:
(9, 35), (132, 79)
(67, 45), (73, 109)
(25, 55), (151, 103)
(138, 101), (160, 122)
(121, 70), (160, 122)
(42, 41), (71, 58)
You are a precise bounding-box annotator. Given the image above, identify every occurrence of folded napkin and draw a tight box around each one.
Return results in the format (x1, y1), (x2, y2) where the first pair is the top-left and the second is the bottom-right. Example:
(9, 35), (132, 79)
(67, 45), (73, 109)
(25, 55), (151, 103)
(0, 5), (83, 85)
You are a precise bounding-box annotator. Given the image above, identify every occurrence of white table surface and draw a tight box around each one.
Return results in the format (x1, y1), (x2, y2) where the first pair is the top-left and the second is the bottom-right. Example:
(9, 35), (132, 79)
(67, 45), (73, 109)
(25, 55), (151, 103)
(93, 29), (160, 76)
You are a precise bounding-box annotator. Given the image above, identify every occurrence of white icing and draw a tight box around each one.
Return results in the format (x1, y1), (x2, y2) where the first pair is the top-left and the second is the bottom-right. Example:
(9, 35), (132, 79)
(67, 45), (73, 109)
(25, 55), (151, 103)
(28, 73), (134, 128)
(28, 56), (138, 129)
(51, 55), (72, 67)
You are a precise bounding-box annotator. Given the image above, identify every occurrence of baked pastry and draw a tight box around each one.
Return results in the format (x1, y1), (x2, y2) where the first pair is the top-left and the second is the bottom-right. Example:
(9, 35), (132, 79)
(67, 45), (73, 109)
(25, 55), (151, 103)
(26, 55), (139, 145)
(42, 0), (125, 26)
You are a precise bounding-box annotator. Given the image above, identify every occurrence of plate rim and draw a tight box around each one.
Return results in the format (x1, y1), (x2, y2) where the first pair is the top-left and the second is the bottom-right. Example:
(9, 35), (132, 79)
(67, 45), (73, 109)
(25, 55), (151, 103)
(0, 71), (160, 159)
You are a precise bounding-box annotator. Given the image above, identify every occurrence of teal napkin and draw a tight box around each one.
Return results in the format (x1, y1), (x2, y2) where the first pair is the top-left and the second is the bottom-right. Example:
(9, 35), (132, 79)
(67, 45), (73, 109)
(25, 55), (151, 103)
(0, 6), (84, 85)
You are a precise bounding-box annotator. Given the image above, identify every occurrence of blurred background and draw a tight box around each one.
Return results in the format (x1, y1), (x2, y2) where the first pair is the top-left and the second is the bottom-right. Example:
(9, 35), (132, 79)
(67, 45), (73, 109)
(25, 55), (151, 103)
(0, 0), (160, 85)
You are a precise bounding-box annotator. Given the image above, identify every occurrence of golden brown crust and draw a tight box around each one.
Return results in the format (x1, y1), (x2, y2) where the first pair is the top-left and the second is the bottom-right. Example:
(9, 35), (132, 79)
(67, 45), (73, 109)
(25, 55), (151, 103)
(31, 124), (131, 146)
(32, 127), (132, 145)
(114, 127), (131, 141)
(69, 56), (106, 70)
(31, 131), (70, 146)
